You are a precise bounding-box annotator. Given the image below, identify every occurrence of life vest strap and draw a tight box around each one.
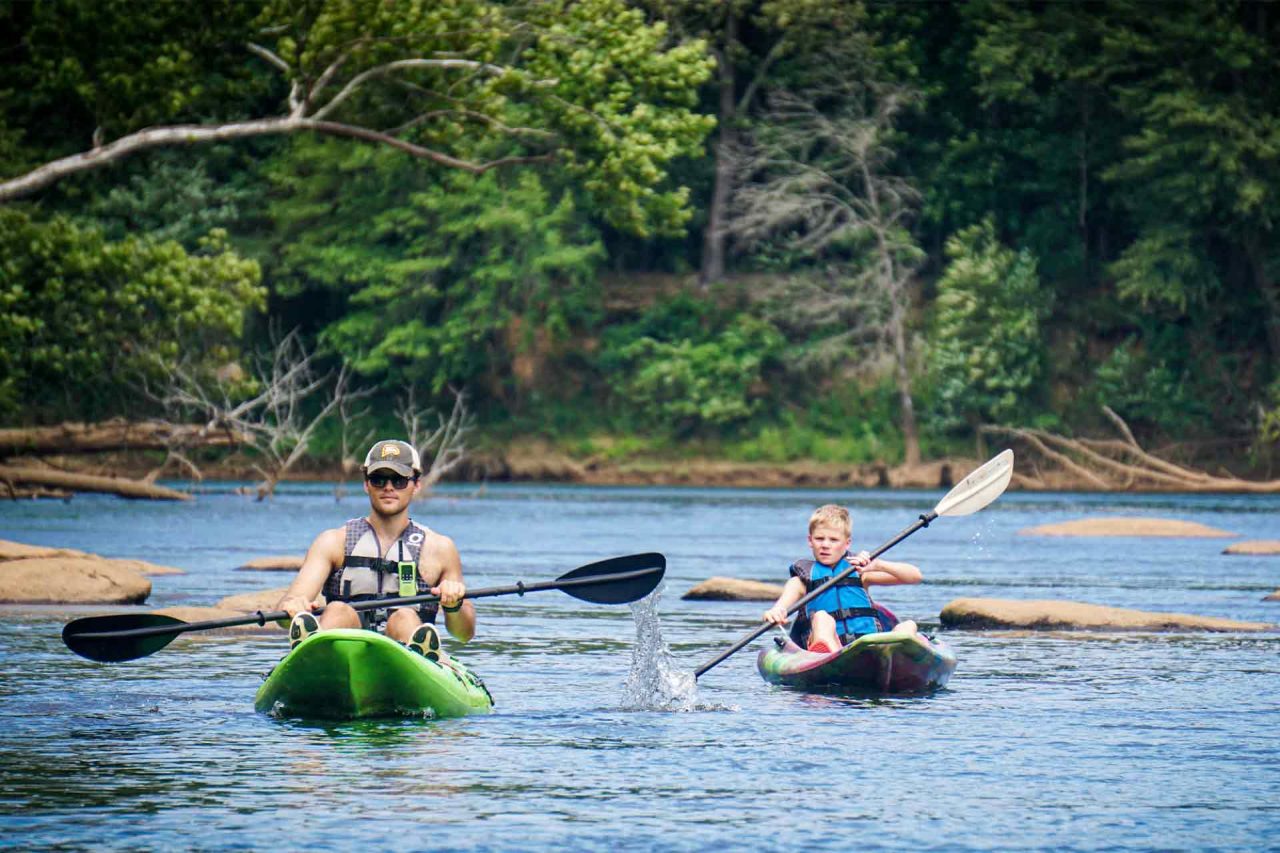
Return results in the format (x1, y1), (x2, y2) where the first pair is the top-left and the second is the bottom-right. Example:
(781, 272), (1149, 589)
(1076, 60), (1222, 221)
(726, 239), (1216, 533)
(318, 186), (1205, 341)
(341, 555), (400, 573)
(827, 606), (880, 623)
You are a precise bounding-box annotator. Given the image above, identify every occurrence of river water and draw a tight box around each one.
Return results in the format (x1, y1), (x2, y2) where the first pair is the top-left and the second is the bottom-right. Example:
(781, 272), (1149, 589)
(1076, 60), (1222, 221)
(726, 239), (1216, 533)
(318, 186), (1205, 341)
(1, 482), (1277, 851)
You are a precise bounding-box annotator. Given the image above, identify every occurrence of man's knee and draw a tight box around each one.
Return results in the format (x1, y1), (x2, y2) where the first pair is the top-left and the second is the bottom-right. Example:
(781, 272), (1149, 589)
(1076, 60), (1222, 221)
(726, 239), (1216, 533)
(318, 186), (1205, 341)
(320, 601), (361, 629)
(384, 607), (422, 641)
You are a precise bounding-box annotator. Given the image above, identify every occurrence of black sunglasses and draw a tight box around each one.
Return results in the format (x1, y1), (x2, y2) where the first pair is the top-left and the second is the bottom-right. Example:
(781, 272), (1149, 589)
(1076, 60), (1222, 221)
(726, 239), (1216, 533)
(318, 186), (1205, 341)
(366, 474), (417, 490)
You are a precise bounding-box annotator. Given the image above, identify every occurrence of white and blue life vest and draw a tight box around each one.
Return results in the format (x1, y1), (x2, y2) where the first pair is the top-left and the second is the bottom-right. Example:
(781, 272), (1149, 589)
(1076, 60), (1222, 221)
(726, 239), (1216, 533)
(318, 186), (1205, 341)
(322, 517), (438, 629)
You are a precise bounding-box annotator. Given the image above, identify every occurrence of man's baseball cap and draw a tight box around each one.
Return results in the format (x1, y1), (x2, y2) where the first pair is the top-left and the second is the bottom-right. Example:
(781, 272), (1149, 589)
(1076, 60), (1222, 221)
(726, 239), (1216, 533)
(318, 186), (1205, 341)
(363, 439), (422, 477)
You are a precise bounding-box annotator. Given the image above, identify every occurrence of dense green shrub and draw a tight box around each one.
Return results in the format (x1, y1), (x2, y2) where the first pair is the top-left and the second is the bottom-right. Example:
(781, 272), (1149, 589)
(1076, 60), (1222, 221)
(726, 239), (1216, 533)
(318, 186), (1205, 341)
(0, 209), (263, 419)
(601, 296), (784, 435)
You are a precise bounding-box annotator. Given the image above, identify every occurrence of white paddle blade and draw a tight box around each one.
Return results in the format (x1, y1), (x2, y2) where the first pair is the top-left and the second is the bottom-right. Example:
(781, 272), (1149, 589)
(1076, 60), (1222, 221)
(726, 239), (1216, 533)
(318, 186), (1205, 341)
(934, 449), (1015, 517)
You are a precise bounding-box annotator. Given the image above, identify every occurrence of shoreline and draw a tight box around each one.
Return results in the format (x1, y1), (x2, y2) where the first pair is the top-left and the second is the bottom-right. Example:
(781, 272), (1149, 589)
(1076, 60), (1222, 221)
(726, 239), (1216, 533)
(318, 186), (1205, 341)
(10, 448), (1279, 494)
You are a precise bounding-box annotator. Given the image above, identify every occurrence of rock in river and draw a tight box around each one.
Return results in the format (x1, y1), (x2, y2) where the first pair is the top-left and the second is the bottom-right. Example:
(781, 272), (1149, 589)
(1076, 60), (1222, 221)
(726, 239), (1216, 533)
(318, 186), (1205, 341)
(1223, 540), (1280, 555)
(1020, 517), (1236, 538)
(0, 557), (151, 604)
(237, 555), (305, 571)
(683, 577), (785, 601)
(941, 597), (1272, 632)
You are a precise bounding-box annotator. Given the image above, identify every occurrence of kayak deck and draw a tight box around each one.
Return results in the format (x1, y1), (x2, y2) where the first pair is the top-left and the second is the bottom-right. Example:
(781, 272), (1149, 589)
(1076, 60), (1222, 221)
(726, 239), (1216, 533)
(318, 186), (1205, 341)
(255, 628), (493, 719)
(757, 621), (957, 694)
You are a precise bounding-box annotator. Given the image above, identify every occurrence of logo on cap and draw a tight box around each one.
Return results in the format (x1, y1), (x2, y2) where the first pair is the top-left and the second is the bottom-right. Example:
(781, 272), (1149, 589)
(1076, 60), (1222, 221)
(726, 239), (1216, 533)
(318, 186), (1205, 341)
(381, 444), (401, 459)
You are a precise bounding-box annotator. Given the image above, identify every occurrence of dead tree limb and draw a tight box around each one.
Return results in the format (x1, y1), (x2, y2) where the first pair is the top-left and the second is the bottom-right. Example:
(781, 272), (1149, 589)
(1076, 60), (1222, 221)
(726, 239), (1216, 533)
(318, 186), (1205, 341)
(0, 419), (243, 457)
(0, 465), (190, 501)
(398, 387), (474, 494)
(982, 409), (1280, 493)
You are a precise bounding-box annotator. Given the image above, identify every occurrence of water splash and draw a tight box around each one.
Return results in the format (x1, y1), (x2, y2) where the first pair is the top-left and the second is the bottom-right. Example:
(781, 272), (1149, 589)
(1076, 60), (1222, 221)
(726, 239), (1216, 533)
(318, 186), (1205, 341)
(619, 587), (700, 711)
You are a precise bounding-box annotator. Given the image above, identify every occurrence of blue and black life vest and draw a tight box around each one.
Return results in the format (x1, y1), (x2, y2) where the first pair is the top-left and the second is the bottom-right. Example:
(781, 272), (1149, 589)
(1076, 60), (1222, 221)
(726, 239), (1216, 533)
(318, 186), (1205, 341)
(789, 556), (885, 644)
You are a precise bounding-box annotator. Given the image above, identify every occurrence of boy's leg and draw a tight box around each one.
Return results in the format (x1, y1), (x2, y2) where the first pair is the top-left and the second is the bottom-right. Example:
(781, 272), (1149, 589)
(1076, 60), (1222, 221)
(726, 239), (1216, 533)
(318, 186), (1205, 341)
(807, 611), (843, 654)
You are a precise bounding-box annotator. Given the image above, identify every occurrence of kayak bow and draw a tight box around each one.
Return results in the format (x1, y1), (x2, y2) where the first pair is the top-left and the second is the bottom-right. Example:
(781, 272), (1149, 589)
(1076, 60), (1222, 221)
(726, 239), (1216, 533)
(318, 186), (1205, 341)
(255, 629), (493, 719)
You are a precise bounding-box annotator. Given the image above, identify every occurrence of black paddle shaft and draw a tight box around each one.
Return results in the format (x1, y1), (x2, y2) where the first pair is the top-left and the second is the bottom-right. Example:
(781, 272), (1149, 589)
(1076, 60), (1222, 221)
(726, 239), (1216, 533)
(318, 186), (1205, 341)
(692, 512), (937, 679)
(69, 564), (666, 643)
(63, 552), (666, 656)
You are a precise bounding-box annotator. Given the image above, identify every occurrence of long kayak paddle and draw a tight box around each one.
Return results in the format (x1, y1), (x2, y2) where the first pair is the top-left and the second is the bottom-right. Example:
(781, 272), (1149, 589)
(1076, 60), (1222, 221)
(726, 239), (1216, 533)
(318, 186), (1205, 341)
(692, 449), (1015, 679)
(63, 552), (666, 663)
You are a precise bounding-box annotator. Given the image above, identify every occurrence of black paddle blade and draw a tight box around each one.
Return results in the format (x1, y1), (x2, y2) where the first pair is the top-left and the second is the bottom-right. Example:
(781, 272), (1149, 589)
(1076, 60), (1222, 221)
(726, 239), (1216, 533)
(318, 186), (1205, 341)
(555, 552), (666, 604)
(62, 613), (187, 663)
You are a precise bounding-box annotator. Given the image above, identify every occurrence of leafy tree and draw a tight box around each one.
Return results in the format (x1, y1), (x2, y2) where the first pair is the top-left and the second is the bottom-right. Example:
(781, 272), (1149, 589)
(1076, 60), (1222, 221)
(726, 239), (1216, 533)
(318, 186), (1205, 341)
(79, 151), (256, 249)
(928, 220), (1051, 437)
(602, 295), (782, 434)
(0, 210), (264, 419)
(1097, 1), (1280, 364)
(0, 0), (715, 237)
(265, 140), (604, 410)
(644, 0), (870, 282)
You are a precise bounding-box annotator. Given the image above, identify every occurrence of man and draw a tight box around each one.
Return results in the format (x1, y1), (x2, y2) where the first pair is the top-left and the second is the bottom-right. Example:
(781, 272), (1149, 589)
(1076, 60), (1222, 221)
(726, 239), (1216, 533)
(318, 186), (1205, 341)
(277, 438), (475, 660)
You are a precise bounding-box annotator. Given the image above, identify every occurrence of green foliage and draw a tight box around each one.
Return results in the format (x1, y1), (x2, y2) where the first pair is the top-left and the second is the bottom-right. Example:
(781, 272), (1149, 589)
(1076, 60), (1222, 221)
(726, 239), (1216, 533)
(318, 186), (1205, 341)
(728, 383), (902, 464)
(1089, 339), (1209, 434)
(523, 0), (717, 236)
(0, 0), (269, 165)
(928, 219), (1051, 432)
(0, 209), (263, 418)
(266, 141), (604, 404)
(78, 152), (256, 249)
(602, 296), (783, 434)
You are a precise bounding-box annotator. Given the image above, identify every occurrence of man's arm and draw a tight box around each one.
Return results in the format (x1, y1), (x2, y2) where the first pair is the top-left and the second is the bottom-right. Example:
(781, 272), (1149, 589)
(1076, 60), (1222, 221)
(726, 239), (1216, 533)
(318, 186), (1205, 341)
(277, 528), (344, 617)
(426, 534), (476, 642)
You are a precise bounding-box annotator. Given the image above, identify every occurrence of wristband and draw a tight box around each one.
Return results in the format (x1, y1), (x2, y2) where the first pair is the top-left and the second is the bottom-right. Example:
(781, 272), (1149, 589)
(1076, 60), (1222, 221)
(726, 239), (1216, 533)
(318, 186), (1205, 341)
(442, 601), (462, 613)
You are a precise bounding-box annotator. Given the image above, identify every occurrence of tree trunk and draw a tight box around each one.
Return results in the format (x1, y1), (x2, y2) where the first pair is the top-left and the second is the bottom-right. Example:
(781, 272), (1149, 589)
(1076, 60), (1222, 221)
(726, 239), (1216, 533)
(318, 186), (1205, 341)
(891, 313), (921, 467)
(700, 16), (738, 287)
(1245, 234), (1280, 365)
(0, 466), (191, 500)
(0, 418), (242, 456)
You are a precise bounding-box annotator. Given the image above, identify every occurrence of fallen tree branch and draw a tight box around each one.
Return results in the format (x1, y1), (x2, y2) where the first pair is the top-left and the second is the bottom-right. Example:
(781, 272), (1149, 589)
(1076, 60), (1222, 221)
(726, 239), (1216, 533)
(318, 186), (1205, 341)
(0, 466), (191, 501)
(982, 410), (1280, 493)
(0, 418), (244, 456)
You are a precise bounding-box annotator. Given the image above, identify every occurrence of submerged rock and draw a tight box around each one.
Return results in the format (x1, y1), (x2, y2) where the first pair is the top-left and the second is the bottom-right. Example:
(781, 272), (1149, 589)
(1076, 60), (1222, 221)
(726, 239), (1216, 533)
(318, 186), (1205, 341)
(0, 557), (151, 604)
(237, 556), (305, 571)
(941, 597), (1272, 632)
(95, 558), (183, 576)
(216, 588), (323, 612)
(1020, 517), (1236, 538)
(1224, 540), (1280, 555)
(683, 576), (785, 601)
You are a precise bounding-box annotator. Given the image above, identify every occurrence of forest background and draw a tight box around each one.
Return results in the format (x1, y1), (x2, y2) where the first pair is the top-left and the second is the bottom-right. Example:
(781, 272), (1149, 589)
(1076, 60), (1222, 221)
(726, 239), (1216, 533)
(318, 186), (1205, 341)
(3, 0), (1279, 490)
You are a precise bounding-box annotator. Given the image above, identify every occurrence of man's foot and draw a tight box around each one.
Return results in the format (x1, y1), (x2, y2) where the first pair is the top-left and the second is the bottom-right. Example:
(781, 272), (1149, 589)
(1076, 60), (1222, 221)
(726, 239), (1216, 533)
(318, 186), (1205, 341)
(289, 612), (320, 649)
(407, 623), (441, 661)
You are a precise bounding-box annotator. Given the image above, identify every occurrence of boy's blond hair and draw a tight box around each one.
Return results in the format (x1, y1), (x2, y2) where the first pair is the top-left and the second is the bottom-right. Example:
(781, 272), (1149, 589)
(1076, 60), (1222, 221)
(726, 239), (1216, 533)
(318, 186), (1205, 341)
(808, 504), (851, 537)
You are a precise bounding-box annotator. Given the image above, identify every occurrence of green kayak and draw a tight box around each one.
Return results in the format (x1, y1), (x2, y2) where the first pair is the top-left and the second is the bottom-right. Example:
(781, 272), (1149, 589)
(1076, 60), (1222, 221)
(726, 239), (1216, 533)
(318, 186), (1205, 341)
(254, 628), (494, 719)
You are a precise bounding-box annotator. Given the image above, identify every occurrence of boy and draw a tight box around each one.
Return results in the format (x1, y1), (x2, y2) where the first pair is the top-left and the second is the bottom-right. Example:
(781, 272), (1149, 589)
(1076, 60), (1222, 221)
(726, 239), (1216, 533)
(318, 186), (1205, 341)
(763, 504), (921, 653)
(277, 438), (475, 662)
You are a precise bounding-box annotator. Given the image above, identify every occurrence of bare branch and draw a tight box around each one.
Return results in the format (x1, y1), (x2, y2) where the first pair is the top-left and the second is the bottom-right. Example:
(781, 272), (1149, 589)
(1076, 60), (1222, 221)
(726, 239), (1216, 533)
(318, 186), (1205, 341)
(397, 387), (474, 495)
(311, 57), (522, 121)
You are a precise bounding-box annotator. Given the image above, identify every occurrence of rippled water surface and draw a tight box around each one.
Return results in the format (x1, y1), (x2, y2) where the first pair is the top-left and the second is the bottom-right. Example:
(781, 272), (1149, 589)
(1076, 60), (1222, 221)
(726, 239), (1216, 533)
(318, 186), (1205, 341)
(2, 483), (1278, 851)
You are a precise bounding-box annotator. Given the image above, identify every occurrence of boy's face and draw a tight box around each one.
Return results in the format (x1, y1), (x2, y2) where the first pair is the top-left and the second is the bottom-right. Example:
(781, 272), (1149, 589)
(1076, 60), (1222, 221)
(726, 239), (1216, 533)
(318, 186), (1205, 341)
(808, 525), (851, 566)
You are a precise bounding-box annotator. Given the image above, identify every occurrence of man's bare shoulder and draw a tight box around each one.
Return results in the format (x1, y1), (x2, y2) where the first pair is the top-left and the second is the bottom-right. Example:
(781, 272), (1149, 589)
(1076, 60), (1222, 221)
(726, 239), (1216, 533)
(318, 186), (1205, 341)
(418, 528), (458, 557)
(306, 526), (347, 560)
